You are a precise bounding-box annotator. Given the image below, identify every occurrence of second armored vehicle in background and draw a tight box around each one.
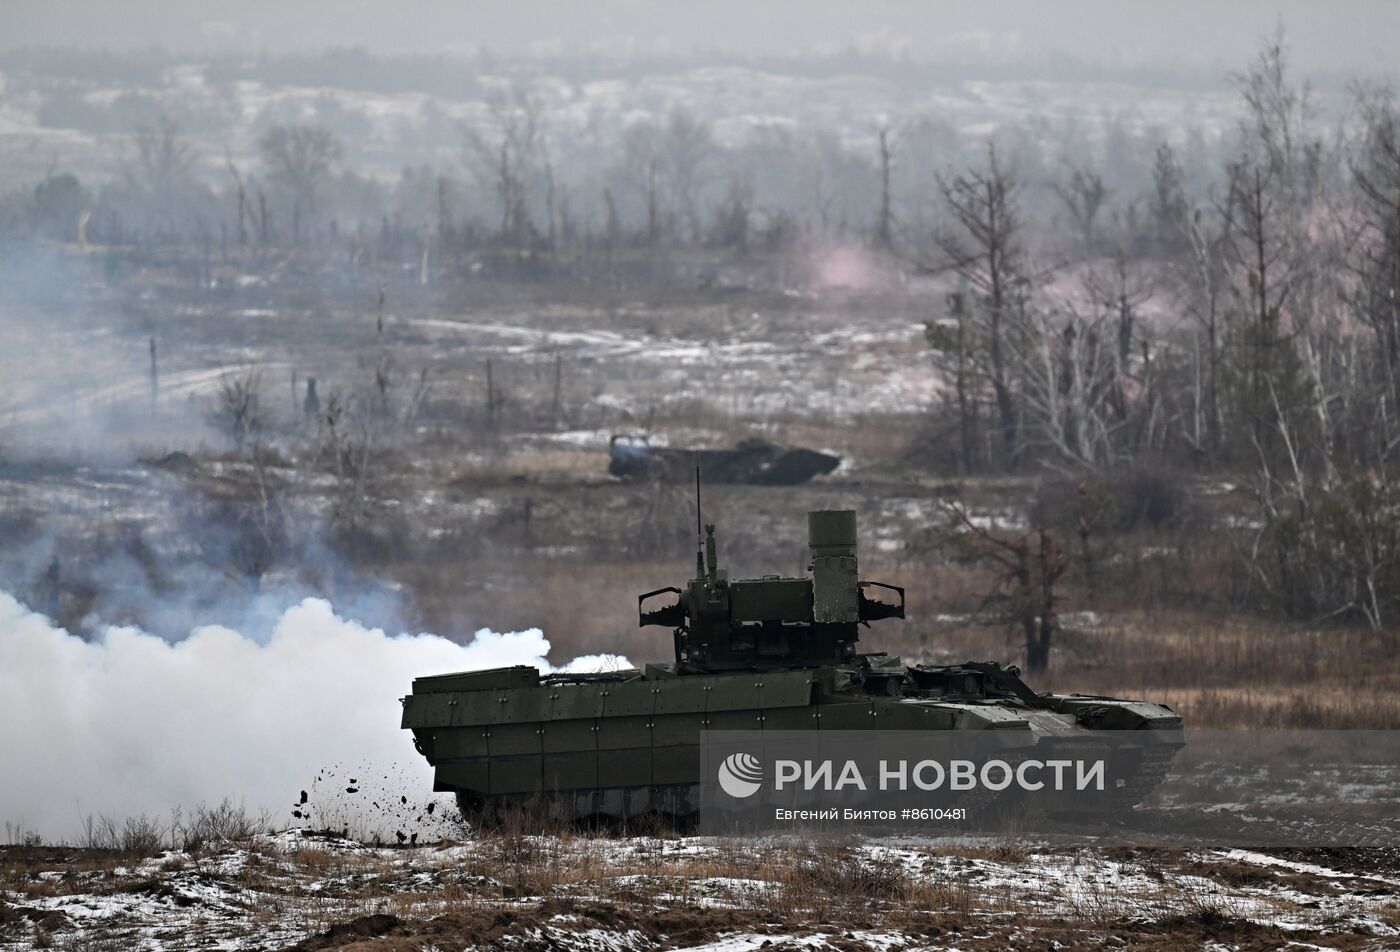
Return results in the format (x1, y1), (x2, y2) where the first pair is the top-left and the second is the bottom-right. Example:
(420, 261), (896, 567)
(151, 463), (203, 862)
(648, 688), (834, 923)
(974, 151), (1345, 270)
(609, 434), (840, 485)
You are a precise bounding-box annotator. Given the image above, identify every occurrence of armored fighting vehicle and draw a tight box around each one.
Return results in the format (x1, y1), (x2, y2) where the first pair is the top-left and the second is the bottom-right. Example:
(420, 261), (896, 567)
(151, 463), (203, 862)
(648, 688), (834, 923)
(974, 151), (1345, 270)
(609, 434), (840, 486)
(402, 509), (1182, 827)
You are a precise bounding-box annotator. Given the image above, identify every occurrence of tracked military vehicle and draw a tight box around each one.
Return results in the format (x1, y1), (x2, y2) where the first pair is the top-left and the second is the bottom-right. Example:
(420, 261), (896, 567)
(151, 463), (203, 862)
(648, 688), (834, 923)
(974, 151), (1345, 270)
(402, 509), (1182, 827)
(609, 434), (840, 485)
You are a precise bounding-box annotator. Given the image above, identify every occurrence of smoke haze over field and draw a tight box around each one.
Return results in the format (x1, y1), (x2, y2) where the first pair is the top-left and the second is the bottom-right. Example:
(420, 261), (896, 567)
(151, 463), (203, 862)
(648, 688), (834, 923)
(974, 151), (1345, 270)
(0, 592), (629, 840)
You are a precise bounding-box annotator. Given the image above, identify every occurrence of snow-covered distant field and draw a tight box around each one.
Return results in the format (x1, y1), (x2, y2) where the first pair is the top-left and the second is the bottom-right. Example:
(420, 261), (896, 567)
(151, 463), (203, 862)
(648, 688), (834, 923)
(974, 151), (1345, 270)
(0, 285), (937, 452)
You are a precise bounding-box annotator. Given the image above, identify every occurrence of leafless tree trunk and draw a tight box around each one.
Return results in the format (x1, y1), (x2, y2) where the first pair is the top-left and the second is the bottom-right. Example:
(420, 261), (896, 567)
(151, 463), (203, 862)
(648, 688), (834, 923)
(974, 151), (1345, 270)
(1352, 89), (1400, 455)
(1018, 307), (1118, 468)
(1150, 142), (1189, 253)
(132, 114), (193, 237)
(1181, 207), (1228, 453)
(874, 125), (894, 249)
(257, 124), (343, 247)
(465, 85), (546, 246)
(935, 141), (1028, 468)
(223, 150), (248, 248)
(949, 291), (978, 471)
(661, 107), (715, 242)
(256, 189), (271, 245)
(1051, 163), (1111, 250)
(925, 290), (982, 472)
(944, 505), (1067, 675)
(1081, 253), (1154, 435)
(1219, 157), (1299, 453)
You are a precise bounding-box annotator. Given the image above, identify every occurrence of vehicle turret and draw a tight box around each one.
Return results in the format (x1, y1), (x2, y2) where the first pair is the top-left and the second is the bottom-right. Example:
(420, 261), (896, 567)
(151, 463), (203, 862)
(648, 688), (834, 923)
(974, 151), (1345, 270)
(638, 509), (905, 670)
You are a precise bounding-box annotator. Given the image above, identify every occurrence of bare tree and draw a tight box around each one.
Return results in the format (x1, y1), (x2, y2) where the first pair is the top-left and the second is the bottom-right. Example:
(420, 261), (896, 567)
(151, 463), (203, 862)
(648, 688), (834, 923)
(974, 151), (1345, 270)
(229, 448), (288, 590)
(257, 123), (343, 245)
(465, 85), (546, 245)
(309, 393), (376, 532)
(1351, 88), (1400, 444)
(1149, 142), (1189, 252)
(539, 133), (559, 248)
(711, 175), (752, 250)
(924, 289), (980, 472)
(802, 130), (847, 234)
(1178, 205), (1229, 454)
(1082, 252), (1156, 433)
(207, 371), (265, 453)
(1231, 27), (1318, 199)
(1050, 163), (1111, 250)
(873, 124), (895, 249)
(943, 504), (1068, 675)
(934, 141), (1029, 468)
(1017, 306), (1120, 468)
(660, 107), (715, 242)
(617, 121), (665, 244)
(1218, 150), (1305, 460)
(132, 114), (194, 235)
(223, 148), (249, 248)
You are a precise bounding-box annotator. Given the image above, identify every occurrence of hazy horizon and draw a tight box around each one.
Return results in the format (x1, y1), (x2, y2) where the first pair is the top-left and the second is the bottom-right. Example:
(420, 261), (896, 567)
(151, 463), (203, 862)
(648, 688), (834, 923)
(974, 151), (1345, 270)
(1, 0), (1396, 79)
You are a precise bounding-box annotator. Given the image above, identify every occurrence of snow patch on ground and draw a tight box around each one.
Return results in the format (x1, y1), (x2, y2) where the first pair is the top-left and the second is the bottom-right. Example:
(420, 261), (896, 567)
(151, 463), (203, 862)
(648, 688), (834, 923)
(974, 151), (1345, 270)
(4, 836), (1396, 951)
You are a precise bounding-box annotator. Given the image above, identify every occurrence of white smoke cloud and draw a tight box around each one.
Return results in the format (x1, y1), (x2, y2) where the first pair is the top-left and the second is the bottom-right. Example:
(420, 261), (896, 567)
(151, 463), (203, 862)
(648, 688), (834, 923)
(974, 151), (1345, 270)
(0, 592), (630, 840)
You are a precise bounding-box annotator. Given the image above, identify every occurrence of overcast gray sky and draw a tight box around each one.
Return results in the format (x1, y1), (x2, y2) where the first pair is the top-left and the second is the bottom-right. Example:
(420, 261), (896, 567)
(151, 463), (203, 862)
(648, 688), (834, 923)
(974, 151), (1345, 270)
(1, 1), (1396, 75)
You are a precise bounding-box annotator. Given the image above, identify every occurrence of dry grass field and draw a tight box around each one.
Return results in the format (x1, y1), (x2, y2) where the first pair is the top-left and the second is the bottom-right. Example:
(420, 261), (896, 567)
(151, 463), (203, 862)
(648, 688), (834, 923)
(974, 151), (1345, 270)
(3, 826), (1400, 951)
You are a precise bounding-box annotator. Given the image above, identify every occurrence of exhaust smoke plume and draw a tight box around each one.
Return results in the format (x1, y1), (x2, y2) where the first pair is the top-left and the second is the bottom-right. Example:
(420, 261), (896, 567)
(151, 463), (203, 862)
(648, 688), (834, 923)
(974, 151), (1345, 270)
(0, 591), (630, 840)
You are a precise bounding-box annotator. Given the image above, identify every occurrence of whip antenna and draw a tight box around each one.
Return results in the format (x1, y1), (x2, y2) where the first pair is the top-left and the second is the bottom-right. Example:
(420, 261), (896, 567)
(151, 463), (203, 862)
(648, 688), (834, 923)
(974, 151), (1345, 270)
(695, 466), (705, 577)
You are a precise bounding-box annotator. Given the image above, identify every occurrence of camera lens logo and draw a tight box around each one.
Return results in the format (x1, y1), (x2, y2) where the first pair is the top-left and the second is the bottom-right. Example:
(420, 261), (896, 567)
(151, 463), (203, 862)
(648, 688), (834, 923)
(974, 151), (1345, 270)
(717, 752), (764, 799)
